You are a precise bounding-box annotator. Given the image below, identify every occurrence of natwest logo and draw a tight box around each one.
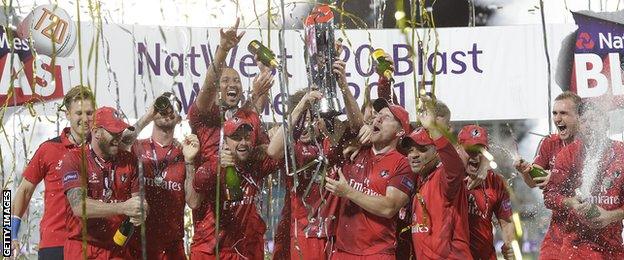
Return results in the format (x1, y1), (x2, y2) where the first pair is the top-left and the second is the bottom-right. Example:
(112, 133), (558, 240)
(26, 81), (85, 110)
(598, 32), (624, 50)
(576, 32), (595, 50)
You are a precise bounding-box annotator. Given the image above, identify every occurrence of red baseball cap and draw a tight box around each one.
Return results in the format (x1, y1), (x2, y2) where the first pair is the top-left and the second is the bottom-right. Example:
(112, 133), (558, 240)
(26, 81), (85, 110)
(458, 124), (488, 147)
(94, 107), (134, 134)
(373, 98), (411, 135)
(399, 127), (434, 155)
(224, 115), (254, 137)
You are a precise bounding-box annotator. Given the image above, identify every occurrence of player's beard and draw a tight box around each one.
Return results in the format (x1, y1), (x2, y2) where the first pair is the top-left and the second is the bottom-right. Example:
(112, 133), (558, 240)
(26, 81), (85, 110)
(98, 135), (119, 159)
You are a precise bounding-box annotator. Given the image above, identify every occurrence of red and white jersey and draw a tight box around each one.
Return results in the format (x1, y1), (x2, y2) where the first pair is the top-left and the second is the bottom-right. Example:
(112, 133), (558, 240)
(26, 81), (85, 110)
(411, 137), (471, 260)
(544, 139), (624, 258)
(191, 154), (281, 257)
(21, 127), (76, 248)
(466, 170), (513, 260)
(132, 139), (186, 250)
(61, 146), (139, 249)
(334, 146), (414, 256)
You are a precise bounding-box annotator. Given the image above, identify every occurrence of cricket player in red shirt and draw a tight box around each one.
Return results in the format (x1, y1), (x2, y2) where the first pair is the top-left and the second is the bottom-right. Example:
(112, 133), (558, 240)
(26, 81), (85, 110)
(121, 93), (202, 259)
(514, 91), (581, 259)
(61, 106), (147, 259)
(190, 112), (281, 259)
(268, 90), (339, 260)
(188, 18), (272, 164)
(401, 98), (471, 260)
(267, 42), (365, 259)
(544, 101), (624, 259)
(458, 125), (516, 260)
(324, 97), (414, 259)
(10, 85), (95, 259)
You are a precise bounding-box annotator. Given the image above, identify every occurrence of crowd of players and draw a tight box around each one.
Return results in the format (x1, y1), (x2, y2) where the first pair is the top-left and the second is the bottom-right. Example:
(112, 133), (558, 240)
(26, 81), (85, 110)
(9, 19), (624, 260)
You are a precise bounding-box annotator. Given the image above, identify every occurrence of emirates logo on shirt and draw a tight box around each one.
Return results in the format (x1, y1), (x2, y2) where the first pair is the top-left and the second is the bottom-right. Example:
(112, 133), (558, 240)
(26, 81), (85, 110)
(144, 177), (182, 191)
(348, 178), (380, 196)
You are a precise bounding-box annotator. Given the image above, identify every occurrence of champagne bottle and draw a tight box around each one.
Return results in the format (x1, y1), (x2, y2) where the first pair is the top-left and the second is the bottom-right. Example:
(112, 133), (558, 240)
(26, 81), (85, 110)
(154, 94), (172, 114)
(372, 48), (393, 80)
(529, 166), (549, 180)
(225, 166), (243, 201)
(585, 203), (600, 219)
(247, 40), (279, 68)
(113, 218), (135, 246)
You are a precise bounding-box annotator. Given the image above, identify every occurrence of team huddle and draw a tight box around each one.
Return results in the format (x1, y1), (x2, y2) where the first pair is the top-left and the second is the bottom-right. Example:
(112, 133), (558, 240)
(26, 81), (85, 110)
(9, 19), (624, 260)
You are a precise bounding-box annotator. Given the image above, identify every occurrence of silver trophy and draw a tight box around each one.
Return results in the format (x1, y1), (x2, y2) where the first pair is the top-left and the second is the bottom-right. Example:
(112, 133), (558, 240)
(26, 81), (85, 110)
(304, 5), (342, 120)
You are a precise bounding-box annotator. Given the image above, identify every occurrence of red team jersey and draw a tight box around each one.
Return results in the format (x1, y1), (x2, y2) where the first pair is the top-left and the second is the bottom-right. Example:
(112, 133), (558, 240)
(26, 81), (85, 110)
(466, 170), (513, 260)
(333, 146), (414, 257)
(187, 103), (222, 163)
(191, 154), (281, 259)
(188, 103), (269, 164)
(544, 140), (624, 259)
(21, 127), (76, 249)
(273, 139), (341, 260)
(411, 137), (471, 260)
(60, 146), (139, 258)
(532, 134), (569, 259)
(132, 139), (187, 258)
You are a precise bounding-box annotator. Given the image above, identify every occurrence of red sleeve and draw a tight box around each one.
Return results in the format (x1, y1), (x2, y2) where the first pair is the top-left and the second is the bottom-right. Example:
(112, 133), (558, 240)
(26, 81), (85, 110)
(533, 136), (552, 170)
(22, 143), (49, 185)
(387, 156), (415, 196)
(193, 157), (219, 194)
(249, 111), (269, 146)
(258, 155), (282, 179)
(435, 137), (466, 201)
(187, 102), (221, 129)
(543, 146), (576, 212)
(492, 172), (513, 221)
(61, 151), (84, 193)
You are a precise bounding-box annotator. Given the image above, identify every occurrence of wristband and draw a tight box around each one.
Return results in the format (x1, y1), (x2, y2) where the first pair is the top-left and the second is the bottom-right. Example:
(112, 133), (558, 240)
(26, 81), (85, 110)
(11, 216), (21, 240)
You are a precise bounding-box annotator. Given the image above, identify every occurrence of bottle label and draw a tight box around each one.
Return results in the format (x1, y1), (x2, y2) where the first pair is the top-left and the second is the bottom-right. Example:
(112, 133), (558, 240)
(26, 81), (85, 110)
(113, 230), (128, 246)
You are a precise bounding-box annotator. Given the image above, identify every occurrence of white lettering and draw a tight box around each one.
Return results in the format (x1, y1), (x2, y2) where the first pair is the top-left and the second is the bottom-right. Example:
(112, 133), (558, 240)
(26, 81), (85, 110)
(348, 179), (381, 197)
(143, 177), (183, 191)
(599, 33), (624, 50)
(608, 53), (624, 95)
(411, 224), (430, 234)
(599, 32), (613, 49)
(575, 53), (609, 98)
(586, 195), (620, 205)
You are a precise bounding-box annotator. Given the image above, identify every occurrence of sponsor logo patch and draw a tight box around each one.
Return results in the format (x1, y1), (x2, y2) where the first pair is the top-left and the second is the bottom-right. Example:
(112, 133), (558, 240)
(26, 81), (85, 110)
(401, 176), (414, 190)
(63, 171), (79, 184)
(502, 199), (512, 212)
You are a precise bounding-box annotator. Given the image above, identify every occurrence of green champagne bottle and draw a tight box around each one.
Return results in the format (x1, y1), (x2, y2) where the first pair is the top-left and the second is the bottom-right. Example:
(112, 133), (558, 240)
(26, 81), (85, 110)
(372, 48), (393, 80)
(585, 203), (600, 219)
(247, 40), (279, 68)
(529, 166), (549, 179)
(113, 218), (134, 246)
(154, 95), (171, 114)
(225, 166), (243, 201)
